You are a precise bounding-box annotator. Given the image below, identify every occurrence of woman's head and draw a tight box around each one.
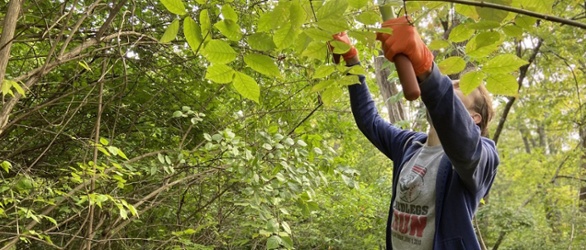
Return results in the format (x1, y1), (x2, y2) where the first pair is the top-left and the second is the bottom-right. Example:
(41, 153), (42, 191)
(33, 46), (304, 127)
(453, 81), (495, 137)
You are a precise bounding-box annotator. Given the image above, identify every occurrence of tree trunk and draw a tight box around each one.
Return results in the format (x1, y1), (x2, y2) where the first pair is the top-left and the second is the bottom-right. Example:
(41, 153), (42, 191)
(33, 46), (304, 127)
(374, 56), (405, 124)
(580, 125), (586, 211)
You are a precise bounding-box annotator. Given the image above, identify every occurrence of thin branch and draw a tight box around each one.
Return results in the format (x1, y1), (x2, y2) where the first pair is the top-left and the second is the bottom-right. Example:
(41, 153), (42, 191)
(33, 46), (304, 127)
(406, 0), (586, 29)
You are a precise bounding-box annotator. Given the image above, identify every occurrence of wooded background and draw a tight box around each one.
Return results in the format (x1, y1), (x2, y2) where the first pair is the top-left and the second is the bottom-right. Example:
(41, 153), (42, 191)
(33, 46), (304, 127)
(0, 0), (585, 249)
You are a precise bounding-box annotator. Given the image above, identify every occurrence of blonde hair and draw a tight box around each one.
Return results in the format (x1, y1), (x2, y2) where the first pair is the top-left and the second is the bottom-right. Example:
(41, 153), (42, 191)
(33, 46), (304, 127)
(468, 85), (494, 137)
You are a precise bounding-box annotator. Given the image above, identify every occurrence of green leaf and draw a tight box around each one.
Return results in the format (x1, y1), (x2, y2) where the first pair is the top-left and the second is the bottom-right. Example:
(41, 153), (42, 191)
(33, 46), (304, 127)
(201, 40), (237, 64)
(459, 70), (485, 95)
(520, 0), (554, 14)
(205, 64), (235, 83)
(78, 60), (92, 71)
(428, 39), (450, 50)
(1, 161), (12, 173)
(330, 40), (351, 54)
(313, 65), (336, 79)
(281, 235), (294, 249)
(502, 24), (523, 38)
(448, 24), (475, 43)
(290, 0), (306, 29)
(348, 65), (366, 75)
(244, 54), (281, 78)
(173, 111), (183, 117)
(466, 32), (502, 58)
(317, 0), (348, 20)
(214, 19), (242, 41)
(304, 28), (333, 42)
(312, 79), (334, 92)
(160, 0), (187, 15)
(266, 235), (281, 249)
(476, 0), (511, 22)
(486, 74), (518, 96)
(348, 0), (368, 9)
(257, 11), (276, 33)
(233, 72), (260, 103)
(282, 221), (292, 234)
(200, 9), (212, 35)
(99, 137), (109, 145)
(317, 19), (349, 34)
(356, 10), (381, 25)
(483, 54), (529, 74)
(338, 75), (359, 86)
(438, 57), (466, 75)
(321, 87), (343, 106)
(455, 4), (479, 20)
(248, 33), (277, 51)
(221, 5), (238, 21)
(301, 41), (327, 60)
(515, 15), (536, 29)
(467, 20), (501, 30)
(159, 19), (180, 43)
(273, 24), (297, 50)
(184, 17), (203, 52)
(1, 80), (14, 97)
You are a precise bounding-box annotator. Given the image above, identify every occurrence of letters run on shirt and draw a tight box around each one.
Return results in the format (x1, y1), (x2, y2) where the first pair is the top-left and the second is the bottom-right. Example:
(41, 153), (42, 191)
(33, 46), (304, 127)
(391, 203), (428, 244)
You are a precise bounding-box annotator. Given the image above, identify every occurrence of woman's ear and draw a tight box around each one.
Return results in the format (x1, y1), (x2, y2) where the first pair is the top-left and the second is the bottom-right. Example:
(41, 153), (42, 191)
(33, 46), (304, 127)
(471, 113), (482, 125)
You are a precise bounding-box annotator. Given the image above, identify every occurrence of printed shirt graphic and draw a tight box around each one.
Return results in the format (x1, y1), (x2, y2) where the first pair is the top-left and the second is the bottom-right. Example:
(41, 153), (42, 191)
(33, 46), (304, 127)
(392, 144), (443, 250)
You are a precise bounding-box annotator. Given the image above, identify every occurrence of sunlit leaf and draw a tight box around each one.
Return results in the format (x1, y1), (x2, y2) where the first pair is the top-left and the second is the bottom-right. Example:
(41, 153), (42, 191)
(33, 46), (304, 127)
(459, 70), (485, 95)
(200, 9), (212, 35)
(244, 54), (281, 78)
(476, 0), (511, 22)
(321, 86), (343, 106)
(428, 39), (450, 50)
(184, 17), (203, 52)
(205, 64), (235, 84)
(312, 79), (334, 92)
(317, 19), (349, 34)
(159, 19), (180, 43)
(160, 0), (186, 15)
(448, 24), (475, 43)
(248, 33), (276, 51)
(273, 24), (297, 50)
(266, 235), (281, 249)
(455, 4), (479, 20)
(221, 5), (238, 21)
(486, 73), (518, 96)
(233, 72), (260, 103)
(304, 28), (333, 42)
(201, 40), (237, 64)
(317, 0), (348, 20)
(483, 54), (529, 74)
(301, 41), (327, 60)
(438, 56), (466, 75)
(290, 0), (307, 29)
(330, 40), (351, 54)
(356, 10), (381, 25)
(214, 19), (242, 41)
(348, 0), (368, 9)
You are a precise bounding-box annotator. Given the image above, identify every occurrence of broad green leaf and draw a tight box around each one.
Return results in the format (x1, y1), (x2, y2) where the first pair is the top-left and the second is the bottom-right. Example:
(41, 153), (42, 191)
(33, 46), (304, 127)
(200, 9), (212, 35)
(184, 17), (203, 52)
(205, 64), (235, 84)
(321, 86), (343, 106)
(356, 10), (381, 25)
(304, 28), (333, 42)
(281, 235), (294, 249)
(214, 20), (242, 41)
(455, 4), (479, 20)
(312, 79), (334, 92)
(348, 65), (366, 75)
(317, 0), (348, 20)
(10, 80), (25, 96)
(1, 80), (14, 97)
(448, 24), (475, 43)
(301, 41), (327, 60)
(160, 0), (186, 15)
(438, 56), (466, 75)
(282, 221), (292, 234)
(294, 32), (311, 54)
(473, 31), (501, 48)
(520, 0), (554, 13)
(99, 137), (109, 145)
(428, 39), (450, 50)
(244, 54), (281, 78)
(459, 70), (485, 95)
(221, 5), (238, 21)
(1, 161), (12, 173)
(329, 40), (351, 54)
(266, 235), (281, 249)
(466, 32), (502, 58)
(313, 65), (336, 79)
(476, 0), (511, 22)
(485, 73), (518, 96)
(273, 24), (297, 50)
(248, 33), (276, 51)
(483, 54), (529, 74)
(502, 24), (523, 38)
(159, 19), (180, 43)
(257, 11), (276, 32)
(467, 20), (501, 30)
(515, 15), (536, 29)
(338, 75), (359, 86)
(349, 30), (376, 47)
(348, 0), (368, 9)
(317, 18), (349, 34)
(201, 40), (237, 64)
(233, 72), (260, 103)
(290, 0), (307, 29)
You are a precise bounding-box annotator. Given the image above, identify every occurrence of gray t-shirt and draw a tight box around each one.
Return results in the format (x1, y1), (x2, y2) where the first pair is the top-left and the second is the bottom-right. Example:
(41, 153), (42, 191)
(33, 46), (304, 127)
(391, 143), (443, 249)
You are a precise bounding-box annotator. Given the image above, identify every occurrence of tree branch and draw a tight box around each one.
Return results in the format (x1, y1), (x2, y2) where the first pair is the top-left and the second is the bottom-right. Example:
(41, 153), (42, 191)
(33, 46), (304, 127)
(406, 0), (586, 29)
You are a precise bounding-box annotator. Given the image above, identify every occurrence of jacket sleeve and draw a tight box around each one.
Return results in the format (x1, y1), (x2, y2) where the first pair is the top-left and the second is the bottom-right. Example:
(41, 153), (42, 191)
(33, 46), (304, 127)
(348, 74), (419, 162)
(419, 64), (499, 194)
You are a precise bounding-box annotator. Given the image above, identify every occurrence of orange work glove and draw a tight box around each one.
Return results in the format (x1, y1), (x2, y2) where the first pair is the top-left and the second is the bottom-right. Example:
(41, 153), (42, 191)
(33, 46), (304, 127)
(376, 16), (433, 76)
(330, 32), (358, 64)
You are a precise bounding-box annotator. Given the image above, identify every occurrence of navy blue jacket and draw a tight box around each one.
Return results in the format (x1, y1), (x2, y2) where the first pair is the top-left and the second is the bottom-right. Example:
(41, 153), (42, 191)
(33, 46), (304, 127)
(348, 64), (499, 249)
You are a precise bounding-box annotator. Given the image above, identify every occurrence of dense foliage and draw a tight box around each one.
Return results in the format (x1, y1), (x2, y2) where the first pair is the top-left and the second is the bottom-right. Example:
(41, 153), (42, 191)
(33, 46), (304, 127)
(0, 0), (585, 249)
